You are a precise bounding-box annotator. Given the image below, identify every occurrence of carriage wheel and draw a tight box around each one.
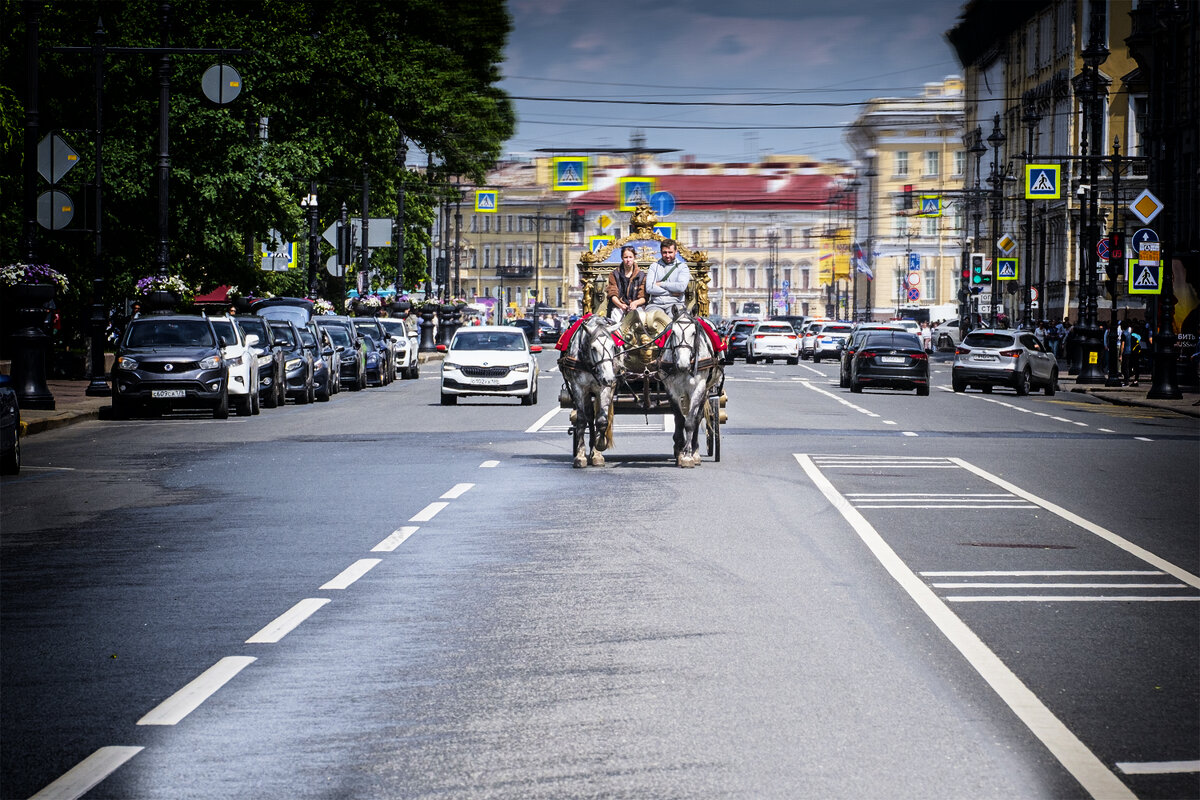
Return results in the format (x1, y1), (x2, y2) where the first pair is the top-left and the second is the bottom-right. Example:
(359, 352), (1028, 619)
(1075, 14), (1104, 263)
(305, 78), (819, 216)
(706, 395), (721, 462)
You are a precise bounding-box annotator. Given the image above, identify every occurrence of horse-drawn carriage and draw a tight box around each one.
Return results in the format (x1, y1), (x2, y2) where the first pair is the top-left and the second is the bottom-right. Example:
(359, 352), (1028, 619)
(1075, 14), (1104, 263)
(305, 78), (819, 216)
(558, 204), (727, 468)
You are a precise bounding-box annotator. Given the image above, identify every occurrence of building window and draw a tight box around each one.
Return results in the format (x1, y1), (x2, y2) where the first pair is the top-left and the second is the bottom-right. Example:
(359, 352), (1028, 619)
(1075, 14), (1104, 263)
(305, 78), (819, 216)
(784, 228), (793, 248)
(895, 151), (909, 176)
(924, 270), (936, 302)
(783, 268), (792, 288)
(953, 150), (965, 176)
(747, 266), (756, 290)
(923, 217), (938, 237)
(506, 246), (513, 265)
(728, 268), (738, 289)
(803, 228), (813, 248)
(689, 228), (699, 248)
(924, 151), (939, 176)
(728, 229), (739, 248)
(801, 267), (810, 290)
(748, 228), (757, 248)
(484, 248), (490, 269)
(710, 227), (721, 247)
(470, 215), (478, 233)
(470, 249), (477, 269)
(506, 215), (513, 232)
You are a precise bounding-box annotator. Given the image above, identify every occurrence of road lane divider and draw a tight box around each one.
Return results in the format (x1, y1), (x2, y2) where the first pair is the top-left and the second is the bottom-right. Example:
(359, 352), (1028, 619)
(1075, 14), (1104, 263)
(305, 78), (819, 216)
(29, 746), (144, 800)
(320, 559), (382, 590)
(440, 483), (474, 499)
(480, 460), (499, 468)
(526, 407), (563, 433)
(373, 526), (418, 552)
(409, 502), (449, 522)
(136, 656), (257, 725)
(245, 599), (330, 644)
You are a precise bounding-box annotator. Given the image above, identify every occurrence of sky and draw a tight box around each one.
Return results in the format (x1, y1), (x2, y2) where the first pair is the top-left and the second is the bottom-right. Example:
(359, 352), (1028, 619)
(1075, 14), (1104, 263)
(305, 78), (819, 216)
(498, 0), (970, 165)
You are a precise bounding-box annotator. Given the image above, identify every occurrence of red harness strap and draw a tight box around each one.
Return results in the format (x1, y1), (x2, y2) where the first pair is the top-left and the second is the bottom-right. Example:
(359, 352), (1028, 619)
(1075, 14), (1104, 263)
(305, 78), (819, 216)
(555, 314), (591, 351)
(697, 317), (727, 352)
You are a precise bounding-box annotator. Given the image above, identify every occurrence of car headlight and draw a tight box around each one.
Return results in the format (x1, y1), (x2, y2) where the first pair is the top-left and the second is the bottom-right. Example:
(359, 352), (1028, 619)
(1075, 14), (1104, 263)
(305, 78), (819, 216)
(443, 361), (462, 371)
(225, 355), (244, 367)
(199, 355), (222, 370)
(116, 356), (139, 371)
(286, 358), (303, 370)
(513, 363), (530, 373)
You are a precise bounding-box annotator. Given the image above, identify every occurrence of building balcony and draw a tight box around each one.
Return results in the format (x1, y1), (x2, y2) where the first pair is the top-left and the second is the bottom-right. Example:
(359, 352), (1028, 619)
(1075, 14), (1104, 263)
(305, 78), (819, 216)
(496, 264), (534, 278)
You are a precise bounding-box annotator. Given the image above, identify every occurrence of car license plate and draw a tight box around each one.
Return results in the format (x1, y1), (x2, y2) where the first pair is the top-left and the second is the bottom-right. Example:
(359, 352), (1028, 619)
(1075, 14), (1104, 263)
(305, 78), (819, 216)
(879, 356), (905, 365)
(152, 389), (185, 398)
(973, 354), (998, 362)
(472, 377), (503, 386)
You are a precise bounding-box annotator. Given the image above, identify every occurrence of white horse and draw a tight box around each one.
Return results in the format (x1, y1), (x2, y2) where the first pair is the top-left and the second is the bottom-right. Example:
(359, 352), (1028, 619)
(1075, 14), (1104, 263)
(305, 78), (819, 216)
(559, 316), (621, 468)
(656, 311), (723, 468)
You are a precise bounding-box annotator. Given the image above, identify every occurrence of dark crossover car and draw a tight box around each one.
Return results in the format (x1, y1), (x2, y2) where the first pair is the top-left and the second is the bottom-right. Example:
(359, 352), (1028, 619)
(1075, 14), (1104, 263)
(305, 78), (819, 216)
(302, 323), (338, 401)
(351, 317), (395, 384)
(0, 374), (20, 475)
(268, 320), (316, 403)
(315, 316), (368, 391)
(723, 320), (757, 364)
(111, 315), (230, 418)
(952, 329), (1058, 395)
(848, 330), (930, 395)
(235, 315), (286, 408)
(840, 324), (906, 388)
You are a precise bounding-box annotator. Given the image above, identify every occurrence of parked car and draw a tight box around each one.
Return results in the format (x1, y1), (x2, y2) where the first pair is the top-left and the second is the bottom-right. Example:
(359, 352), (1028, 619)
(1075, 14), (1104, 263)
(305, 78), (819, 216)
(111, 315), (230, 418)
(269, 320), (316, 403)
(745, 321), (800, 364)
(379, 318), (419, 379)
(811, 322), (855, 363)
(315, 316), (368, 391)
(769, 314), (807, 334)
(952, 329), (1058, 395)
(723, 320), (757, 364)
(359, 333), (388, 386)
(252, 296), (313, 328)
(440, 325), (541, 405)
(235, 315), (286, 408)
(210, 315), (259, 416)
(0, 374), (20, 475)
(799, 320), (831, 359)
(300, 323), (336, 401)
(351, 317), (395, 384)
(839, 324), (906, 388)
(849, 330), (930, 395)
(508, 319), (539, 345)
(932, 319), (965, 351)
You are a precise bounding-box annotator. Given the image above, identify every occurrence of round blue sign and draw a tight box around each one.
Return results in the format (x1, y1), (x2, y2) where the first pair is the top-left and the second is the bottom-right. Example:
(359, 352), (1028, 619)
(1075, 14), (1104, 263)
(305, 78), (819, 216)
(649, 191), (675, 217)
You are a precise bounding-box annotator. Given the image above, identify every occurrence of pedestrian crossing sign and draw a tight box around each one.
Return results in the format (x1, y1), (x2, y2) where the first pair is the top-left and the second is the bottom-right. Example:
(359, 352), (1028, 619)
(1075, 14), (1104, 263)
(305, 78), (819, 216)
(1025, 164), (1061, 199)
(552, 157), (589, 191)
(618, 177), (655, 210)
(474, 190), (498, 212)
(996, 256), (1018, 280)
(1128, 264), (1163, 294)
(653, 222), (677, 240)
(589, 235), (614, 254)
(917, 195), (941, 217)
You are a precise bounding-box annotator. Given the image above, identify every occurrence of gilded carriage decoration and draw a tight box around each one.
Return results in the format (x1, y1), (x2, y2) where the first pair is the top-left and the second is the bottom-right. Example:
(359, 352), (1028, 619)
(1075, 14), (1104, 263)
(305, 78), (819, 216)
(578, 203), (712, 317)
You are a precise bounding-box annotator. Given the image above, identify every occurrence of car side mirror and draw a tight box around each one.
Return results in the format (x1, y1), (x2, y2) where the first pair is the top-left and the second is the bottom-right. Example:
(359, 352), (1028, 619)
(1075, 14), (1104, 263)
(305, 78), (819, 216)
(336, 345), (345, 352)
(245, 334), (260, 346)
(530, 345), (543, 354)
(436, 344), (447, 352)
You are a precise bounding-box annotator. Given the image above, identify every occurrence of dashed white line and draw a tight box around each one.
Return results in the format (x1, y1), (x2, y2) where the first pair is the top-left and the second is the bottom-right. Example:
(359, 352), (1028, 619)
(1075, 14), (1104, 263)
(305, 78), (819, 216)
(922, 570), (1166, 577)
(440, 483), (474, 499)
(1134, 436), (1153, 442)
(245, 599), (330, 644)
(932, 583), (1187, 590)
(946, 595), (1200, 603)
(525, 406), (563, 433)
(901, 431), (918, 437)
(373, 526), (418, 552)
(137, 656), (257, 725)
(30, 746), (144, 800)
(480, 460), (500, 468)
(409, 502), (449, 522)
(320, 559), (382, 590)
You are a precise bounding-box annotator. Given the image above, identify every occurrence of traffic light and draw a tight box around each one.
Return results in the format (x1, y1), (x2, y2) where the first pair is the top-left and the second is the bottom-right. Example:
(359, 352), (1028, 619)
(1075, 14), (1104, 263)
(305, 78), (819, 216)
(961, 253), (971, 284)
(969, 253), (985, 293)
(569, 208), (584, 232)
(336, 222), (352, 267)
(1109, 230), (1125, 277)
(902, 185), (914, 211)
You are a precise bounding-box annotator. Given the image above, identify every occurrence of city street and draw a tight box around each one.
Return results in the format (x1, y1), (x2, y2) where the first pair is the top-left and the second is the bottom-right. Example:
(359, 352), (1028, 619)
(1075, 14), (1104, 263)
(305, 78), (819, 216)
(2, 352), (1197, 800)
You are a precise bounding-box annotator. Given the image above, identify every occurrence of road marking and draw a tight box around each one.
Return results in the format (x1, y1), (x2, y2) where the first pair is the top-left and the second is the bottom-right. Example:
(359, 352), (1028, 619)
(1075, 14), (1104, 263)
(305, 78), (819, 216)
(1116, 760), (1200, 775)
(1099, 428), (1116, 433)
(440, 483), (474, 499)
(136, 656), (257, 725)
(480, 460), (500, 468)
(901, 431), (918, 437)
(373, 526), (418, 552)
(802, 382), (880, 417)
(883, 420), (897, 425)
(950, 458), (1200, 590)
(320, 559), (382, 590)
(1134, 436), (1153, 442)
(811, 455), (958, 469)
(932, 583), (1187, 589)
(946, 595), (1200, 603)
(30, 746), (143, 800)
(525, 407), (562, 433)
(410, 502), (449, 522)
(795, 453), (1137, 800)
(922, 570), (1166, 577)
(245, 599), (330, 644)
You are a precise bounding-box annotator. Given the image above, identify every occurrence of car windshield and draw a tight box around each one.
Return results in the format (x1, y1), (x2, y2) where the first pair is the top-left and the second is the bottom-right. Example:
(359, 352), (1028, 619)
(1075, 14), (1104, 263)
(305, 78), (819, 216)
(236, 318), (268, 341)
(453, 331), (526, 351)
(864, 332), (922, 349)
(824, 325), (853, 334)
(733, 323), (755, 334)
(380, 320), (406, 334)
(270, 325), (296, 347)
(755, 325), (792, 334)
(210, 320), (239, 347)
(324, 326), (351, 346)
(298, 328), (317, 348)
(127, 319), (216, 348)
(963, 332), (1015, 348)
(255, 306), (309, 327)
(352, 321), (378, 335)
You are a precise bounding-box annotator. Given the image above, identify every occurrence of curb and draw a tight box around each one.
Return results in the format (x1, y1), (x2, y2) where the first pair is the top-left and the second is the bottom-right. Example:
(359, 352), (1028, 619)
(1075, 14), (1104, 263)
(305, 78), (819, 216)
(21, 408), (104, 436)
(1068, 386), (1200, 418)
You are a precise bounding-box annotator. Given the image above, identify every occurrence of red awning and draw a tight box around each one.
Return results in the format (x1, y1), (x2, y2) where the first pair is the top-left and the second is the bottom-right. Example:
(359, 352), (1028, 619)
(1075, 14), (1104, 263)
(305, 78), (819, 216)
(194, 285), (230, 303)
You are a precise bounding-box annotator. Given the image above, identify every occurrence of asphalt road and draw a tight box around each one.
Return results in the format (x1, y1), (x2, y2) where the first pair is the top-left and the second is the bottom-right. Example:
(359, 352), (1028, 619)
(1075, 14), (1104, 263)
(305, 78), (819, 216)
(2, 352), (1197, 800)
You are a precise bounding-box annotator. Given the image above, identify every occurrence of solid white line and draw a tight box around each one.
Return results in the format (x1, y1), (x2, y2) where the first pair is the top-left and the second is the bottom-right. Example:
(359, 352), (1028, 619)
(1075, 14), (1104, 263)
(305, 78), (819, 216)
(440, 482), (474, 499)
(30, 746), (144, 800)
(946, 596), (1200, 603)
(822, 464), (960, 469)
(373, 526), (418, 552)
(932, 583), (1187, 589)
(950, 458), (1200, 590)
(1134, 436), (1153, 442)
(245, 599), (330, 644)
(320, 559), (382, 590)
(409, 502), (449, 522)
(525, 407), (563, 433)
(136, 656), (257, 725)
(854, 504), (1036, 509)
(922, 570), (1166, 577)
(794, 453), (1136, 800)
(1116, 760), (1200, 775)
(480, 460), (500, 468)
(848, 493), (1015, 497)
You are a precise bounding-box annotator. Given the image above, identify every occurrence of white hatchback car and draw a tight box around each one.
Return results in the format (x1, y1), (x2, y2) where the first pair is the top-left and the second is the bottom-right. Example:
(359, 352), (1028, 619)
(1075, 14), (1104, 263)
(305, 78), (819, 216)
(380, 318), (420, 380)
(440, 326), (541, 405)
(811, 322), (855, 363)
(746, 321), (799, 364)
(210, 315), (259, 416)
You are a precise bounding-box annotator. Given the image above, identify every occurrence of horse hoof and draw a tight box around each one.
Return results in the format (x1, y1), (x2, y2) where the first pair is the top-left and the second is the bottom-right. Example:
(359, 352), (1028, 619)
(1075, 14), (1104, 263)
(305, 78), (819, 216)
(573, 457), (587, 468)
(590, 453), (605, 466)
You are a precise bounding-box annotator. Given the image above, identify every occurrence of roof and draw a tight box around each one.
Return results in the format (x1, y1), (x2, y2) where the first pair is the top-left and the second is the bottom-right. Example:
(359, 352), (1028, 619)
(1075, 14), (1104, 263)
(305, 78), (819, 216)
(571, 173), (853, 211)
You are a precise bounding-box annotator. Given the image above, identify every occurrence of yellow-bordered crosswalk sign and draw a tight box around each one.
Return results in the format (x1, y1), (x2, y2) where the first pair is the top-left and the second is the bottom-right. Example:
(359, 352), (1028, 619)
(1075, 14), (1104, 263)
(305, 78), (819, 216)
(474, 190), (497, 212)
(996, 257), (1018, 280)
(1025, 164), (1060, 199)
(1129, 264), (1163, 294)
(917, 195), (941, 217)
(552, 157), (589, 191)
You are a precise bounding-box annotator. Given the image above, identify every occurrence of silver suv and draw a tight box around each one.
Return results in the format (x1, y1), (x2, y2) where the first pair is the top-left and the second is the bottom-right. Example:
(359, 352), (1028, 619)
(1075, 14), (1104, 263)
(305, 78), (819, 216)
(952, 329), (1058, 395)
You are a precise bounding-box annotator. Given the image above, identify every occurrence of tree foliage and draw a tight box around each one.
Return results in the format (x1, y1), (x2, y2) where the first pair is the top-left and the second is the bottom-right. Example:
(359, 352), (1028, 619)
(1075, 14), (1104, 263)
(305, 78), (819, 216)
(0, 0), (512, 339)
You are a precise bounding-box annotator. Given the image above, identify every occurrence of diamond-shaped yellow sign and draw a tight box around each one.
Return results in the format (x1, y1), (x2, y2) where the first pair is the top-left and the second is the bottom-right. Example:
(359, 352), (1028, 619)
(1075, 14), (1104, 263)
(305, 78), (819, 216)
(1129, 189), (1163, 225)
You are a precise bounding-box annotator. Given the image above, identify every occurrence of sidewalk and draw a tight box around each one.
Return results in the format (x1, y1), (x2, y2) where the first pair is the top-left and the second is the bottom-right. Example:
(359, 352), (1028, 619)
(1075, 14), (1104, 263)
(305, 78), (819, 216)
(1060, 375), (1200, 418)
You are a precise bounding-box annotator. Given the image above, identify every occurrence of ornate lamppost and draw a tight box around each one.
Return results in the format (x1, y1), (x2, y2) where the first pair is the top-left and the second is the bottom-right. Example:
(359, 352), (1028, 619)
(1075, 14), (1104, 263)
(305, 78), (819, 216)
(1022, 105), (1042, 328)
(301, 185), (319, 298)
(986, 114), (1007, 329)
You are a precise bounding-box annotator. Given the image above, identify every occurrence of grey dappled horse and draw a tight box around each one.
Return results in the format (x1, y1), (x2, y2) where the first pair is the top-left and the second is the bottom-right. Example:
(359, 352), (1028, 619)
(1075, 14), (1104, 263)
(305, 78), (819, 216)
(560, 316), (620, 468)
(656, 311), (723, 468)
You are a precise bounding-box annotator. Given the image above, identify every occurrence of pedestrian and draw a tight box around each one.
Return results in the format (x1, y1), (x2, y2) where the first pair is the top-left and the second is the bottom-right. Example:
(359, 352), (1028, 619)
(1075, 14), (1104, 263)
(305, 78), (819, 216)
(1124, 321), (1142, 386)
(919, 321), (932, 352)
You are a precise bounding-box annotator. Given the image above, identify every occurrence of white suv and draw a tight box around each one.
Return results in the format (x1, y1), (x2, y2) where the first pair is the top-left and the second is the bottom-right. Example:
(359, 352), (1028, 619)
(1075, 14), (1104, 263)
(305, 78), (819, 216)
(210, 315), (259, 416)
(380, 318), (420, 380)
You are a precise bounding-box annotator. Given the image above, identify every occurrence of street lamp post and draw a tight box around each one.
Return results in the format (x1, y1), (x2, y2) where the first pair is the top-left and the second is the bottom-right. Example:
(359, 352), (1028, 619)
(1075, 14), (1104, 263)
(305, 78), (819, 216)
(1105, 137), (1125, 387)
(301, 185), (319, 298)
(1022, 105), (1042, 327)
(987, 113), (1007, 329)
(864, 161), (877, 323)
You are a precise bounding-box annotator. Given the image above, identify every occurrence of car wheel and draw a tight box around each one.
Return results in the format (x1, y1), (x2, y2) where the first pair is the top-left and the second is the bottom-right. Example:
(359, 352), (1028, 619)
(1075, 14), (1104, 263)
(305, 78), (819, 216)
(110, 397), (132, 419)
(849, 381), (863, 394)
(840, 372), (849, 388)
(981, 385), (993, 394)
(213, 389), (230, 419)
(812, 354), (821, 363)
(746, 355), (757, 364)
(262, 383), (278, 408)
(235, 393), (253, 416)
(952, 377), (966, 393)
(917, 385), (930, 396)
(1015, 368), (1031, 396)
(251, 389), (260, 415)
(787, 357), (798, 365)
(307, 377), (316, 404)
(1, 429), (20, 475)
(275, 375), (287, 407)
(440, 392), (457, 405)
(1044, 369), (1058, 396)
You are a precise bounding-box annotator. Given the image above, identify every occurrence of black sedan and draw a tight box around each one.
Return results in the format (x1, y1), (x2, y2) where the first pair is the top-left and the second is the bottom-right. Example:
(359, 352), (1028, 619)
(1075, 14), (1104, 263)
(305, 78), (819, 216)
(269, 320), (316, 403)
(110, 315), (230, 418)
(849, 331), (930, 396)
(0, 374), (19, 475)
(315, 317), (368, 391)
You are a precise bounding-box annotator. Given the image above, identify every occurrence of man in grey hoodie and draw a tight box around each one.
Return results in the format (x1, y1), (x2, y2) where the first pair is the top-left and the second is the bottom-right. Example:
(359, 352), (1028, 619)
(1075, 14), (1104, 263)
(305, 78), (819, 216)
(645, 239), (690, 311)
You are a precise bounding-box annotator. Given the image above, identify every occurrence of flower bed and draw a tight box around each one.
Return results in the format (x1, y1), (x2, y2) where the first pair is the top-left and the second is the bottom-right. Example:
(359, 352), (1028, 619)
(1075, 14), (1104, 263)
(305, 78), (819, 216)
(1, 263), (69, 292)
